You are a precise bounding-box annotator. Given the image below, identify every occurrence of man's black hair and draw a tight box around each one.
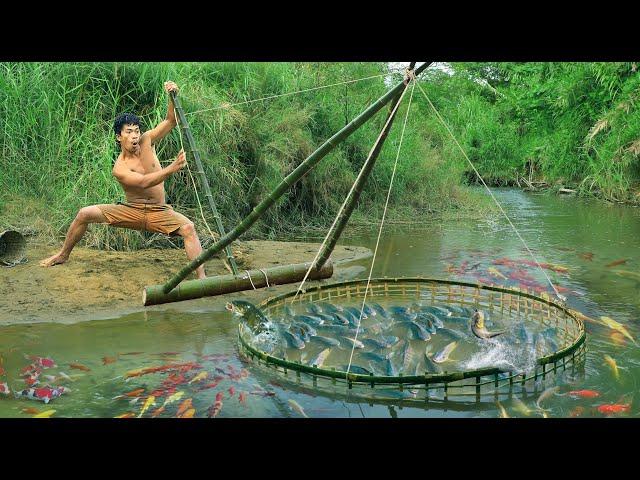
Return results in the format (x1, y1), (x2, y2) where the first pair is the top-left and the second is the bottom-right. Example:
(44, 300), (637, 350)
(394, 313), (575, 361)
(113, 112), (141, 137)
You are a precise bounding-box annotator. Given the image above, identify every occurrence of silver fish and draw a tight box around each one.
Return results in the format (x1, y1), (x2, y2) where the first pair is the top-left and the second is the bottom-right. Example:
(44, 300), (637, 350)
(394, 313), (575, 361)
(309, 348), (332, 368)
(341, 336), (364, 349)
(535, 386), (560, 411)
(471, 310), (505, 339)
(432, 341), (458, 364)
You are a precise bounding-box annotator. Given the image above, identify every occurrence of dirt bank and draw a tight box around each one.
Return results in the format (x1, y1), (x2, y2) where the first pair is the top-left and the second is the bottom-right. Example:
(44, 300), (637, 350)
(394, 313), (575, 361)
(0, 240), (371, 325)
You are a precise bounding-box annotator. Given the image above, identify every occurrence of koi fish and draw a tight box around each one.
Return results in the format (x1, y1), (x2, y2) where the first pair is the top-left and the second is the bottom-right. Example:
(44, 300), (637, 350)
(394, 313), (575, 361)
(26, 355), (56, 369)
(208, 393), (223, 418)
(119, 352), (145, 356)
(14, 386), (67, 404)
(565, 389), (600, 399)
(137, 395), (156, 418)
(603, 355), (620, 380)
(24, 373), (40, 387)
(188, 371), (208, 384)
(535, 386), (560, 411)
(113, 388), (145, 400)
(0, 382), (11, 396)
(511, 397), (533, 416)
(197, 381), (220, 392)
(151, 406), (165, 418)
(600, 316), (636, 344)
(288, 399), (308, 418)
(487, 267), (508, 280)
(496, 402), (509, 418)
(605, 259), (628, 268)
(597, 403), (630, 415)
(176, 398), (193, 417)
(179, 408), (196, 418)
(228, 386), (236, 397)
(115, 412), (136, 418)
(162, 391), (185, 408)
(57, 371), (75, 382)
(578, 252), (594, 261)
(22, 407), (41, 415)
(610, 332), (626, 346)
(33, 409), (56, 418)
(102, 356), (118, 365)
(69, 363), (91, 372)
(238, 392), (247, 404)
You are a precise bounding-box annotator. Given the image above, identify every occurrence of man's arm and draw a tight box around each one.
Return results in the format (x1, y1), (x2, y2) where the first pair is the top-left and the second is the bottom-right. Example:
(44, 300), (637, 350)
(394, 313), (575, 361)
(142, 81), (180, 146)
(113, 150), (186, 189)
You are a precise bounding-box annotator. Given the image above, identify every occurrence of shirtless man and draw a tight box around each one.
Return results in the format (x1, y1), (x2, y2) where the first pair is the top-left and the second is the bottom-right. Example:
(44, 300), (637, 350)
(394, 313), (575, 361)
(40, 81), (206, 280)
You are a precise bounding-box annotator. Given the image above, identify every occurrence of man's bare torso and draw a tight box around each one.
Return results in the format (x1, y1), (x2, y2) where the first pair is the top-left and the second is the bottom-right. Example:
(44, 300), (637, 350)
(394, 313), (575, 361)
(114, 141), (166, 204)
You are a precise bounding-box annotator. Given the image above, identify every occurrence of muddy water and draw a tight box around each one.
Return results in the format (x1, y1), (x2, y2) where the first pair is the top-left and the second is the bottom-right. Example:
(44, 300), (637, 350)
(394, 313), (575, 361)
(1, 189), (639, 418)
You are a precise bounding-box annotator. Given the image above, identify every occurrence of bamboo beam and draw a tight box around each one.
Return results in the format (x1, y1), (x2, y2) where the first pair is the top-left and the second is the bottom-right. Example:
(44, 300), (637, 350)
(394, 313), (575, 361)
(170, 91), (239, 275)
(156, 62), (432, 295)
(314, 75), (407, 269)
(143, 260), (333, 306)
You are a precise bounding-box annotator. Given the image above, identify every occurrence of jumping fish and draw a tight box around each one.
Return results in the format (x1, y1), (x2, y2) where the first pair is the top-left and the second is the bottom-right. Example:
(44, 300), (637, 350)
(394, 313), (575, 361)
(432, 341), (458, 364)
(471, 310), (505, 340)
(226, 300), (274, 336)
(423, 346), (442, 374)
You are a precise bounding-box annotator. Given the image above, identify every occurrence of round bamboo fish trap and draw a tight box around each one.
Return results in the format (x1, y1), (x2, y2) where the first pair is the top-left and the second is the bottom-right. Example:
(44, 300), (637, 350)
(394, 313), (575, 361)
(237, 278), (587, 403)
(0, 230), (26, 266)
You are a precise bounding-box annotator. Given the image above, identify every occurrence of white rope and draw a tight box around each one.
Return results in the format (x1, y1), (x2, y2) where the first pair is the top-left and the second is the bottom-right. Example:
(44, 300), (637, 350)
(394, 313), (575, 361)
(185, 73), (388, 116)
(288, 78), (413, 306)
(414, 81), (564, 302)
(244, 270), (257, 290)
(258, 268), (270, 288)
(345, 79), (417, 377)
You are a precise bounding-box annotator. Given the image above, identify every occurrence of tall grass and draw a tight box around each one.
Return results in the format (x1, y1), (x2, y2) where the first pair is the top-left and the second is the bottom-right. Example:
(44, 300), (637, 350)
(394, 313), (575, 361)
(0, 62), (483, 250)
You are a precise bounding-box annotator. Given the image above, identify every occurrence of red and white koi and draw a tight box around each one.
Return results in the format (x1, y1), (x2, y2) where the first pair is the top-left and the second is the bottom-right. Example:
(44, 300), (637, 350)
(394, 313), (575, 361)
(26, 355), (57, 369)
(0, 382), (10, 396)
(208, 392), (223, 418)
(14, 386), (68, 404)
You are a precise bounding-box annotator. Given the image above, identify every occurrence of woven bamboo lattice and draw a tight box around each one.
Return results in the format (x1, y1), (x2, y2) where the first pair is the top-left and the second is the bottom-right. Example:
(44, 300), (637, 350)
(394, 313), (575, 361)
(237, 278), (587, 402)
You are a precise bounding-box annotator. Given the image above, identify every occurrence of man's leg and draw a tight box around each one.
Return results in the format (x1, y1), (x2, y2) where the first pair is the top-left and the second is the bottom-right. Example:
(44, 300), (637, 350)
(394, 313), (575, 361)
(40, 206), (108, 266)
(176, 222), (206, 280)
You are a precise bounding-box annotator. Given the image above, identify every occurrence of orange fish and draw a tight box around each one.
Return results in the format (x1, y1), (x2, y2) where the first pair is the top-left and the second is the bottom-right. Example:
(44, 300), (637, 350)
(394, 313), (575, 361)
(119, 352), (145, 356)
(228, 386), (236, 397)
(123, 388), (145, 398)
(611, 332), (627, 346)
(567, 389), (600, 399)
(605, 259), (627, 268)
(579, 252), (594, 261)
(176, 398), (193, 417)
(115, 412), (136, 418)
(69, 363), (91, 372)
(102, 356), (118, 365)
(151, 406), (165, 418)
(238, 392), (247, 404)
(22, 407), (41, 415)
(179, 408), (195, 418)
(597, 403), (630, 415)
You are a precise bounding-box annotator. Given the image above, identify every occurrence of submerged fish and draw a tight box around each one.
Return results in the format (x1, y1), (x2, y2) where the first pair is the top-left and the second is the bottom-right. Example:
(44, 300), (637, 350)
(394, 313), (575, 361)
(398, 341), (414, 374)
(600, 316), (636, 344)
(511, 397), (533, 416)
(281, 330), (306, 350)
(432, 341), (458, 364)
(471, 310), (505, 340)
(603, 355), (620, 380)
(535, 386), (560, 411)
(340, 365), (372, 375)
(33, 409), (56, 418)
(396, 321), (431, 341)
(138, 395), (156, 418)
(605, 259), (628, 268)
(208, 392), (223, 418)
(597, 403), (630, 415)
(309, 336), (341, 348)
(496, 402), (509, 418)
(309, 348), (332, 368)
(423, 347), (443, 374)
(288, 399), (308, 418)
(341, 336), (364, 349)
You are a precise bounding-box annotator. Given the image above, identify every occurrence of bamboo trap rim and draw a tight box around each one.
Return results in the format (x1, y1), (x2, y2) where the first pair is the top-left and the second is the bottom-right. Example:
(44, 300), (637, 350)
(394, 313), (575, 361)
(236, 277), (587, 398)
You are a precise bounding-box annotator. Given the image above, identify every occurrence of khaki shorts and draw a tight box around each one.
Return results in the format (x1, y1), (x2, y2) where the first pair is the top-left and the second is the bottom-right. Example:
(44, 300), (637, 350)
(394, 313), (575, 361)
(96, 202), (192, 236)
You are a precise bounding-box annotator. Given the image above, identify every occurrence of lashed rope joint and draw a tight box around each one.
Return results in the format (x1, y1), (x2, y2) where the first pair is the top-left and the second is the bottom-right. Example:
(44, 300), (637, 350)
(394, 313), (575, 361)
(403, 68), (416, 85)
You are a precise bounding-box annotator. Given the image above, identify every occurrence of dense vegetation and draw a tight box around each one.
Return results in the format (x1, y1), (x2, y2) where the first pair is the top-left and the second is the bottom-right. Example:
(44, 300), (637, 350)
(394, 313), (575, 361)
(1, 62), (638, 251)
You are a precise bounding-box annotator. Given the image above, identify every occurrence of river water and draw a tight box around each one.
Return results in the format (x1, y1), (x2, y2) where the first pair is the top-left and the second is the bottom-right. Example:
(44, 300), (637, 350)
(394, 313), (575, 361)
(1, 189), (638, 418)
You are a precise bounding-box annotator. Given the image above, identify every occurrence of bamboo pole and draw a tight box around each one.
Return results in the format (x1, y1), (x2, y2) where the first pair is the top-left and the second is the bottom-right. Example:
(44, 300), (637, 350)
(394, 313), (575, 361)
(314, 84), (405, 269)
(156, 62), (432, 295)
(143, 260), (333, 306)
(170, 91), (239, 275)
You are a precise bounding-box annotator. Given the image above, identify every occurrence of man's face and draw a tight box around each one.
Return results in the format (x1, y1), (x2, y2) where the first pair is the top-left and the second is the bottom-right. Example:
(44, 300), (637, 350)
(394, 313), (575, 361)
(117, 123), (141, 154)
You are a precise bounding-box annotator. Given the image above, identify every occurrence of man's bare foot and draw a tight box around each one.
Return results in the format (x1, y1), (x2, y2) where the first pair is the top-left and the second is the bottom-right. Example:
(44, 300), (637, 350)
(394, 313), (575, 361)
(40, 252), (69, 267)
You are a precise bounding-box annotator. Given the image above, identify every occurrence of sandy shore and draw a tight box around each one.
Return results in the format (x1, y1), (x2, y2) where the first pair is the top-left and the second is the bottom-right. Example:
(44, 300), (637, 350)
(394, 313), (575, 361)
(0, 240), (371, 325)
